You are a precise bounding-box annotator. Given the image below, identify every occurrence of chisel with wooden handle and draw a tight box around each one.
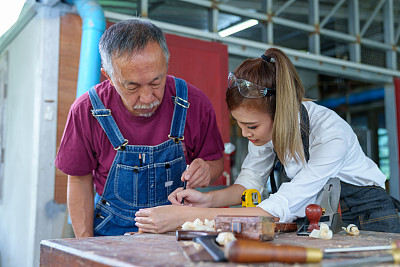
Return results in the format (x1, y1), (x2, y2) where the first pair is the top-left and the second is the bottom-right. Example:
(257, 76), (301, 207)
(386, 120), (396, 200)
(194, 236), (366, 263)
(225, 239), (323, 264)
(192, 235), (321, 263)
(225, 239), (400, 264)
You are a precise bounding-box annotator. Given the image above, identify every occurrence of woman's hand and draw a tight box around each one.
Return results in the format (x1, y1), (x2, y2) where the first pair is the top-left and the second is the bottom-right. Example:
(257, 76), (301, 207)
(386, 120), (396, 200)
(135, 205), (186, 233)
(168, 188), (212, 207)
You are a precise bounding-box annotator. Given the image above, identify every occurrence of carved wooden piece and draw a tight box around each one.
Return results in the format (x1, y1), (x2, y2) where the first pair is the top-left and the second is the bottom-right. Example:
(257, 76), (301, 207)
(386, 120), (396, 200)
(215, 215), (275, 241)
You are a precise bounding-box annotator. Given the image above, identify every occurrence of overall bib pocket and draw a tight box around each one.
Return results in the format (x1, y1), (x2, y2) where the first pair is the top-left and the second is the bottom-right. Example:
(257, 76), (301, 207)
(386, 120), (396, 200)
(154, 156), (185, 204)
(114, 164), (149, 206)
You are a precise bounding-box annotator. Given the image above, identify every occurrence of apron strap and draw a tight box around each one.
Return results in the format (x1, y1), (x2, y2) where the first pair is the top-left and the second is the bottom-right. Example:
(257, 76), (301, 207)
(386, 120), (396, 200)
(269, 104), (310, 193)
(88, 87), (128, 151)
(168, 77), (190, 144)
(300, 104), (310, 162)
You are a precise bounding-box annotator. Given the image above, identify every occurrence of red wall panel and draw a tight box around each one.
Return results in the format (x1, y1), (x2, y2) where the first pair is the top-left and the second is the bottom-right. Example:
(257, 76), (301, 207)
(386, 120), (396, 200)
(165, 34), (229, 143)
(165, 34), (230, 185)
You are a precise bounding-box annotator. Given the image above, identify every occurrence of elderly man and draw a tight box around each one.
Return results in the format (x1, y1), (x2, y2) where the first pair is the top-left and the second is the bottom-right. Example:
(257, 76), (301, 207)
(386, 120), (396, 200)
(55, 19), (224, 237)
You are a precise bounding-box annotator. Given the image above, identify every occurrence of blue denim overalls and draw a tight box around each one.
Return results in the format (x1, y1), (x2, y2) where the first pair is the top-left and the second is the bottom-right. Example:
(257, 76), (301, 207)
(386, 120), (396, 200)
(88, 77), (189, 236)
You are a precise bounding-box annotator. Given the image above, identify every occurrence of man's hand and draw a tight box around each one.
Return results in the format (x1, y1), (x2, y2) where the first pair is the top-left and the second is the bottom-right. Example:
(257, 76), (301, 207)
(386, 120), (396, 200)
(135, 205), (187, 233)
(183, 157), (223, 188)
(182, 158), (209, 188)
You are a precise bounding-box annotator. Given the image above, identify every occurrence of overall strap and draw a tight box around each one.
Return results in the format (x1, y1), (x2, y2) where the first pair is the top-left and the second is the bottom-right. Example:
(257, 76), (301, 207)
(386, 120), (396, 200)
(269, 104), (310, 193)
(168, 77), (190, 144)
(88, 87), (128, 151)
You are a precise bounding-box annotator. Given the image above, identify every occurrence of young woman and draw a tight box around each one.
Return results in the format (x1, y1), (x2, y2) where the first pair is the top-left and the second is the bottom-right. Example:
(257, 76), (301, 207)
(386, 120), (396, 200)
(134, 48), (400, 233)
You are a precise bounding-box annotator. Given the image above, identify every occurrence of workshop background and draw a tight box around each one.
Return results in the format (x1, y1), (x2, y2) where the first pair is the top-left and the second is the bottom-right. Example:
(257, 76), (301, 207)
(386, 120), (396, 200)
(1, 0), (400, 266)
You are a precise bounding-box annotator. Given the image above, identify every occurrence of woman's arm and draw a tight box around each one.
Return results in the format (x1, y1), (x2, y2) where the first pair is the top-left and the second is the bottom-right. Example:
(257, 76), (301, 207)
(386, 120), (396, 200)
(135, 205), (275, 234)
(208, 184), (246, 207)
(169, 184), (246, 207)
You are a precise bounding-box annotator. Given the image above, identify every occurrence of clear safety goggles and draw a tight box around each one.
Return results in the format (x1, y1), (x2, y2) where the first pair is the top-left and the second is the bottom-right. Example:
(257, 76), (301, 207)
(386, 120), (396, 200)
(228, 72), (276, 98)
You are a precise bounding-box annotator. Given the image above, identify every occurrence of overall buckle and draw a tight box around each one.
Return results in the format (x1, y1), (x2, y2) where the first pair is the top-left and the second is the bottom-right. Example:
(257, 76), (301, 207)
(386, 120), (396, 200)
(168, 134), (184, 144)
(173, 97), (190, 109)
(114, 139), (129, 151)
(91, 109), (112, 117)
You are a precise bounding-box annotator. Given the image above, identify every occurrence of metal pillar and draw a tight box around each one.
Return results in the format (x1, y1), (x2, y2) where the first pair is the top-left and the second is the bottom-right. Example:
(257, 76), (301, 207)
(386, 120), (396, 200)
(308, 0), (320, 54)
(138, 0), (148, 17)
(348, 0), (361, 63)
(384, 82), (400, 199)
(260, 0), (271, 44)
(384, 0), (397, 70)
(208, 3), (218, 33)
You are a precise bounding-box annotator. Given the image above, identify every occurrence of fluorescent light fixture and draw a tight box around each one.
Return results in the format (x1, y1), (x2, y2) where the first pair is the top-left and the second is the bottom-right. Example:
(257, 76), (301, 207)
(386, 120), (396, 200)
(218, 19), (259, 37)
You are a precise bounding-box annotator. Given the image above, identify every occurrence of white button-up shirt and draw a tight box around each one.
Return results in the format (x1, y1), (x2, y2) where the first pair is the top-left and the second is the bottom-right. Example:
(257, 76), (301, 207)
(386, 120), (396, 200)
(234, 101), (386, 222)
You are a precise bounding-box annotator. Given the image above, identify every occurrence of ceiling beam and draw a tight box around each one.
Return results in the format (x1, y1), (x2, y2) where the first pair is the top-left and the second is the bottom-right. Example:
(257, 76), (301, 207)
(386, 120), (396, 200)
(104, 10), (400, 84)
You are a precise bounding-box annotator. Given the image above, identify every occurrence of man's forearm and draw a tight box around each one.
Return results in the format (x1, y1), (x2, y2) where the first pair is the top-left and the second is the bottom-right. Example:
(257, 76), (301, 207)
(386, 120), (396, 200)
(206, 157), (224, 184)
(67, 174), (95, 238)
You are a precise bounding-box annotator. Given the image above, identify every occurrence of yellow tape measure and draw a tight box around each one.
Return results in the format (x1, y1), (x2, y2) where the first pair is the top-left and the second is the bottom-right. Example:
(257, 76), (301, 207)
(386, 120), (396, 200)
(241, 189), (261, 207)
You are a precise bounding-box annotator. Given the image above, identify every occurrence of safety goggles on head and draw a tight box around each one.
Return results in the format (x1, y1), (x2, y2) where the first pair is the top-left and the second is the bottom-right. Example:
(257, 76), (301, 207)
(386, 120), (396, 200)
(228, 72), (276, 98)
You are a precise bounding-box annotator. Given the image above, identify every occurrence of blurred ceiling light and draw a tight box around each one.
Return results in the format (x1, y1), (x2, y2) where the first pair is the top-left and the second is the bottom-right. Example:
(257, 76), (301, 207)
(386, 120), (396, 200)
(0, 0), (25, 37)
(218, 19), (259, 37)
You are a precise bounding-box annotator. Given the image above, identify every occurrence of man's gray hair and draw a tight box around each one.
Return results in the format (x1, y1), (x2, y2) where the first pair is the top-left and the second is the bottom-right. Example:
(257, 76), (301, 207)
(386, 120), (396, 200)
(99, 19), (170, 77)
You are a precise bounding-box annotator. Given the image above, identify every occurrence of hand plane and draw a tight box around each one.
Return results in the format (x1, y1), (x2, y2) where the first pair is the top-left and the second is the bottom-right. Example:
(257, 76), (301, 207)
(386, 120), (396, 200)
(297, 178), (343, 235)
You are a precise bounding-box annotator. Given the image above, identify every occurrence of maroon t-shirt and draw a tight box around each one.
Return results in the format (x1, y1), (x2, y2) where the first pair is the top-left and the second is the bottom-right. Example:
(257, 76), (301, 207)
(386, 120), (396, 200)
(55, 75), (224, 195)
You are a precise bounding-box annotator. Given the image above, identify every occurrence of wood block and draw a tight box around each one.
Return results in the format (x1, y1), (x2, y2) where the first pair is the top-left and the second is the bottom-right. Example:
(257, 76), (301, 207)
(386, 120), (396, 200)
(215, 215), (275, 241)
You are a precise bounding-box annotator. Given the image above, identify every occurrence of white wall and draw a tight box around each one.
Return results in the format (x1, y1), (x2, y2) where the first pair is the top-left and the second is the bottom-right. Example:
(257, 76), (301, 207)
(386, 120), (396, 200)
(0, 4), (66, 267)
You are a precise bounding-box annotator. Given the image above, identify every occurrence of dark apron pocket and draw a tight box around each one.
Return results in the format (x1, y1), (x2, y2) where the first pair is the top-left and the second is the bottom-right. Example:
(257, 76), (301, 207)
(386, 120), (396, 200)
(360, 208), (400, 233)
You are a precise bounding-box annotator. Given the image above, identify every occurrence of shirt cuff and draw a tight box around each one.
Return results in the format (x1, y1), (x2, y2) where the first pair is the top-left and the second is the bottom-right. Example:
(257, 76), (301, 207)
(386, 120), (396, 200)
(257, 193), (297, 222)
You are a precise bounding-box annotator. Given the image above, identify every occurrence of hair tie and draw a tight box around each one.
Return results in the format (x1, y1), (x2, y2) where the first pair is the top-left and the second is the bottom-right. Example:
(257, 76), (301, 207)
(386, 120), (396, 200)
(261, 54), (271, 62)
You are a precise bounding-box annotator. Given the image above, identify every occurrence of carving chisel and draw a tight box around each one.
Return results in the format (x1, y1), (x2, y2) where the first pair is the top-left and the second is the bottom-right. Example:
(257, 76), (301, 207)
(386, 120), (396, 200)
(225, 239), (367, 264)
(181, 165), (189, 204)
(323, 249), (400, 267)
(324, 240), (400, 253)
(193, 236), (372, 264)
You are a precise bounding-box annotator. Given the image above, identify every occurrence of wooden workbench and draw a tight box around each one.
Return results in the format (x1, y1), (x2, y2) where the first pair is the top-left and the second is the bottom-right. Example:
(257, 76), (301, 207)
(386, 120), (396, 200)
(40, 230), (399, 266)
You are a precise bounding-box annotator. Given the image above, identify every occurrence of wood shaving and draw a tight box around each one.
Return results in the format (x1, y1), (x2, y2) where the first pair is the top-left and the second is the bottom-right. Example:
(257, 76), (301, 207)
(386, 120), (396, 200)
(309, 223), (333, 239)
(215, 232), (236, 246)
(181, 218), (215, 231)
(342, 224), (360, 236)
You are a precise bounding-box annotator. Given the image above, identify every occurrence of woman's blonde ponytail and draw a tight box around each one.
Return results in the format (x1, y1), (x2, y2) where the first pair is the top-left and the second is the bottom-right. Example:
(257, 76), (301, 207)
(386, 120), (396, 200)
(266, 48), (305, 165)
